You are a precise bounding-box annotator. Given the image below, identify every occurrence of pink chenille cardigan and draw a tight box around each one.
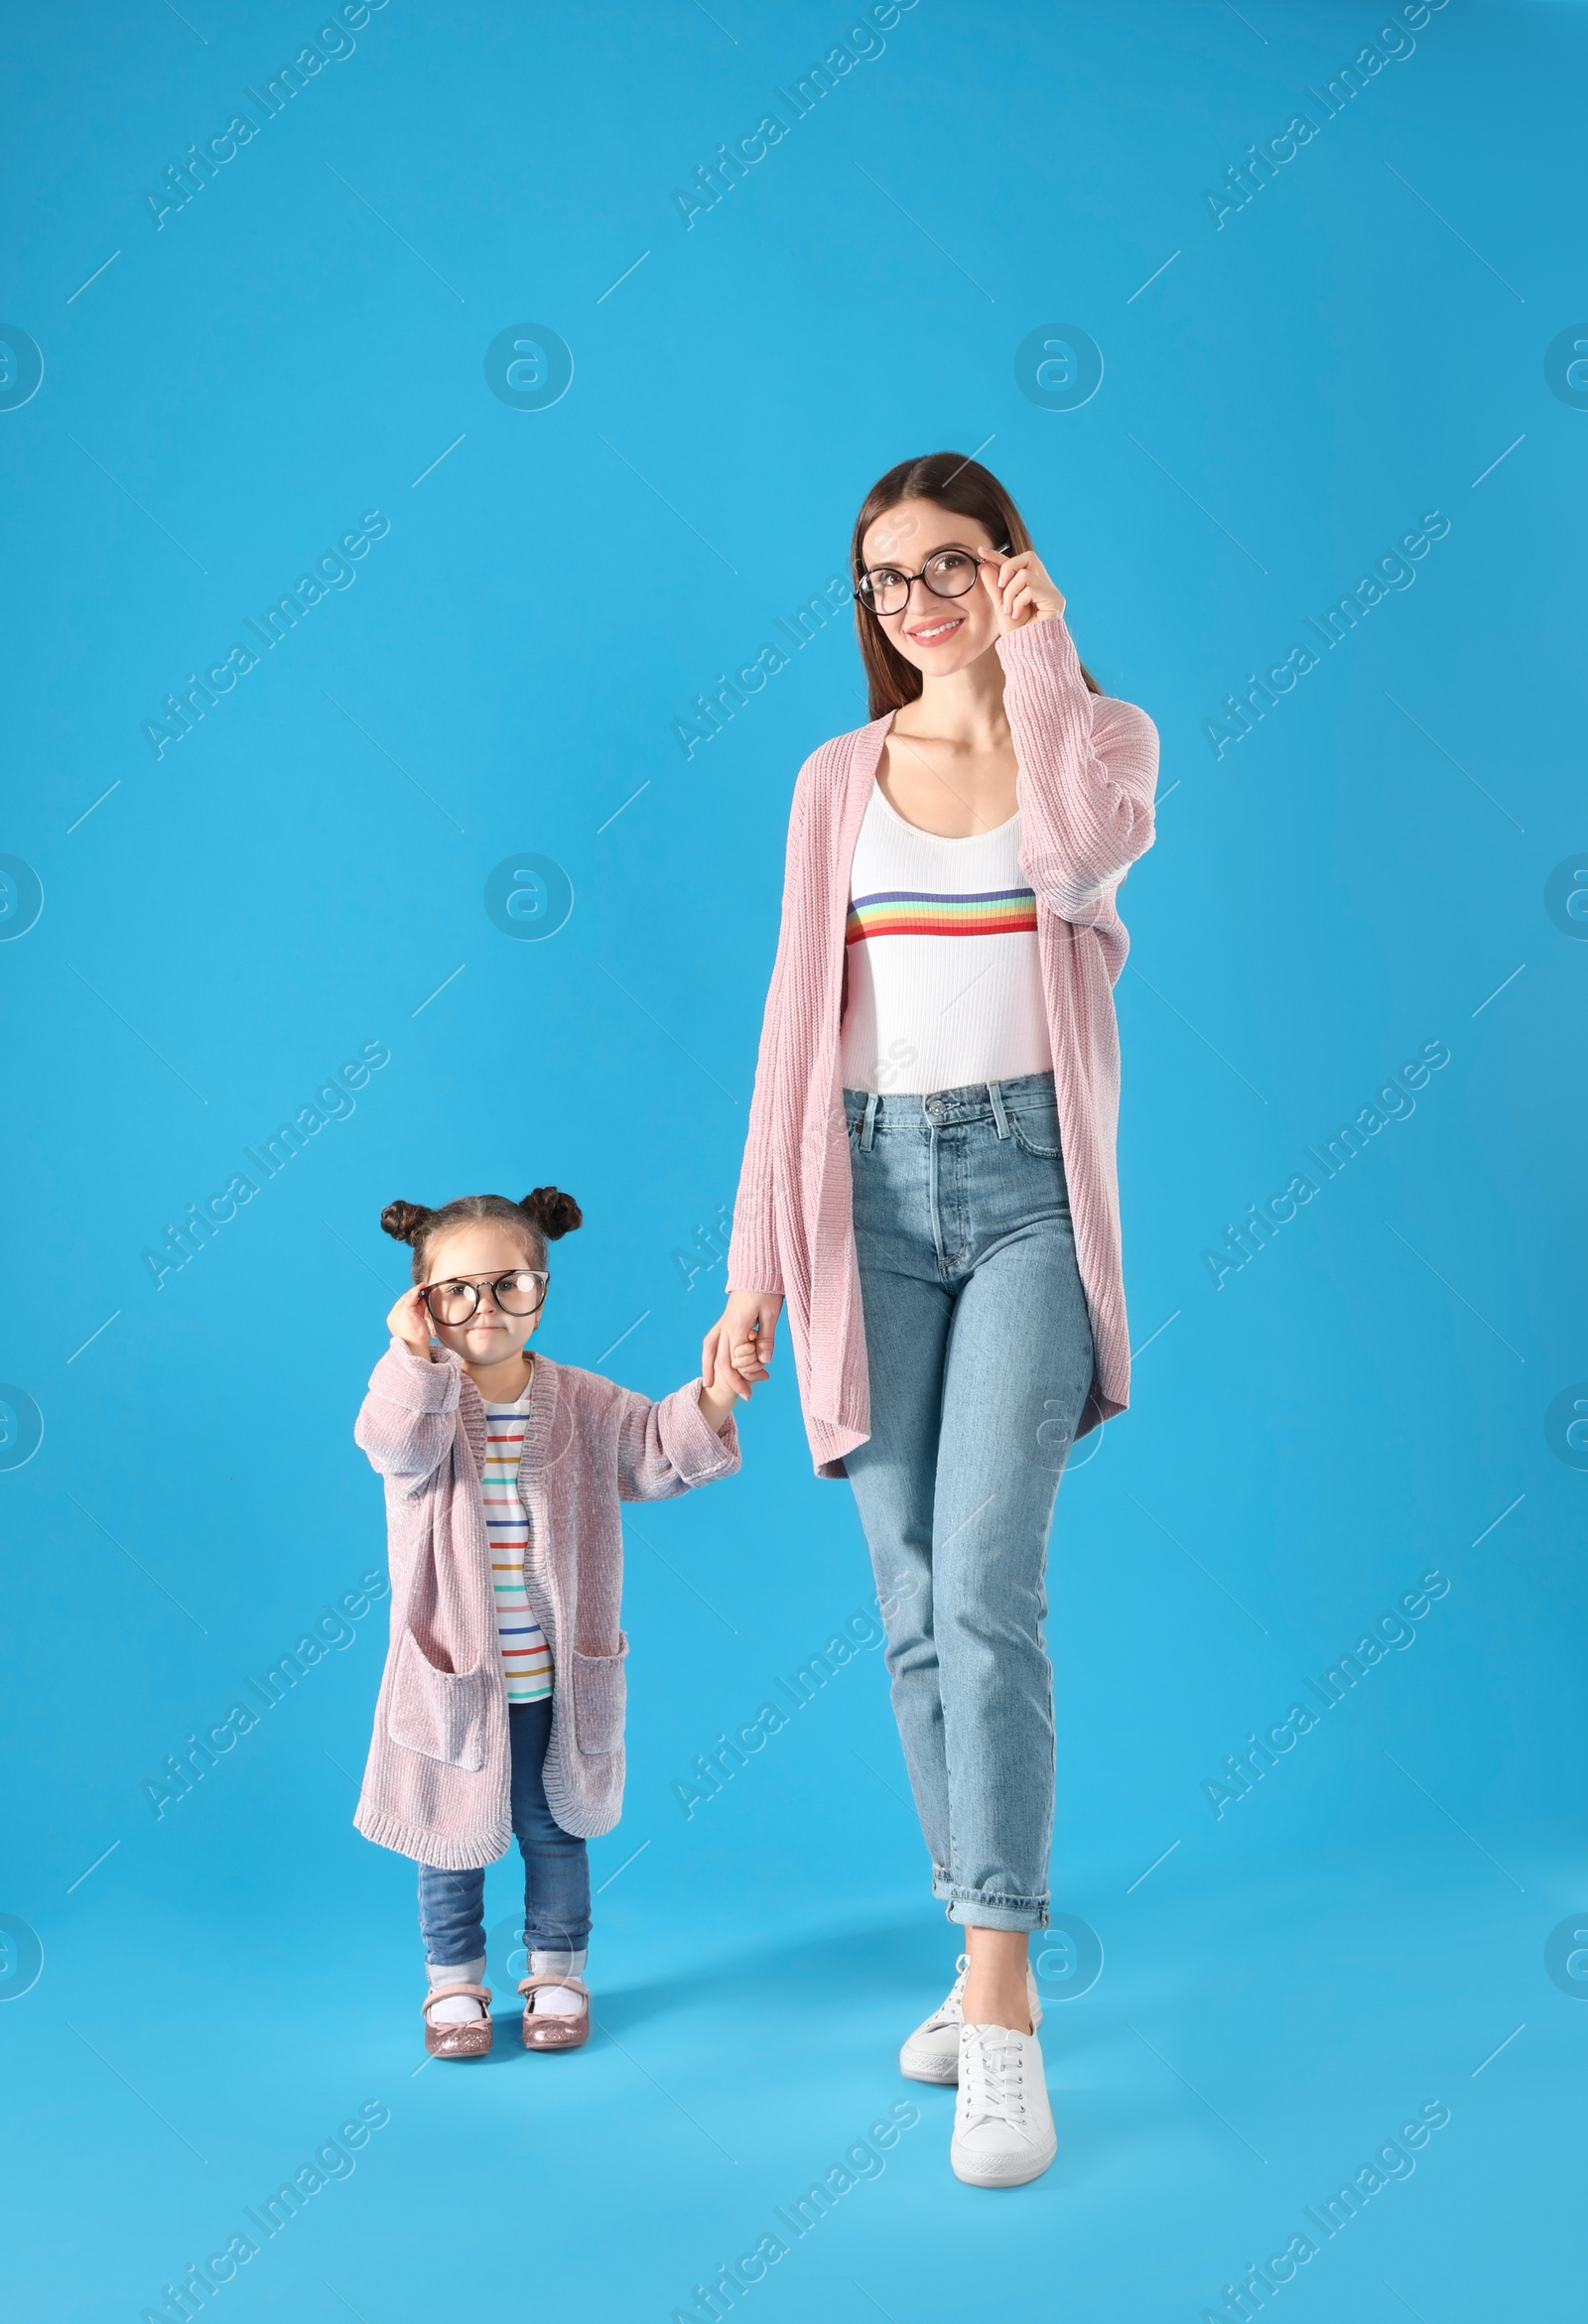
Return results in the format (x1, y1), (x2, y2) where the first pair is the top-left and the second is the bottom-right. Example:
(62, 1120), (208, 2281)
(352, 1343), (739, 1870)
(727, 613), (1159, 1479)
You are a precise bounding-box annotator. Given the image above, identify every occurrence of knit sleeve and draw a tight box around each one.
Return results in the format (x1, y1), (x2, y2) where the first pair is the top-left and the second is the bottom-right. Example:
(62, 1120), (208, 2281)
(998, 615), (1158, 925)
(613, 1379), (742, 1501)
(353, 1342), (459, 1481)
(726, 756), (819, 1296)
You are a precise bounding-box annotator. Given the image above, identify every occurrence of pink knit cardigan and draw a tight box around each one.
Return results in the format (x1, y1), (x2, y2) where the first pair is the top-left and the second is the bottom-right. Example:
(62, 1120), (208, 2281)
(727, 613), (1158, 1478)
(352, 1343), (739, 1870)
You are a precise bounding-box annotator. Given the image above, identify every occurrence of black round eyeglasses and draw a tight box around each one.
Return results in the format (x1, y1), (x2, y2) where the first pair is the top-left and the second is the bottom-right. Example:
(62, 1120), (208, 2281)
(421, 1270), (549, 1326)
(855, 543), (1009, 618)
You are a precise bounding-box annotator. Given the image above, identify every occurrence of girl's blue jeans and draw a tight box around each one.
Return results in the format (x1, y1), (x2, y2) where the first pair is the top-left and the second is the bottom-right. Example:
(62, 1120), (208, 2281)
(417, 1697), (592, 1967)
(842, 1072), (1096, 1935)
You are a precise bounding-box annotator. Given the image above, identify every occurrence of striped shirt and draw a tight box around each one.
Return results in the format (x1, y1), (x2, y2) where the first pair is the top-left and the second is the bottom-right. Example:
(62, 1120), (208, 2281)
(839, 784), (1053, 1095)
(481, 1391), (553, 1704)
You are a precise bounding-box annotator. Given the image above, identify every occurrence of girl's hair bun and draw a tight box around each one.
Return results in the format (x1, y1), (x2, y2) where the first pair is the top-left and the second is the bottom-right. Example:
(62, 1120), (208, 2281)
(521, 1186), (583, 1241)
(380, 1200), (433, 1245)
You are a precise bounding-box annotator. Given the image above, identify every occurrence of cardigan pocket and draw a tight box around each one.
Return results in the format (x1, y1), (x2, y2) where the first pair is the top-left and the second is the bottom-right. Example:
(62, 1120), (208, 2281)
(570, 1631), (628, 1756)
(387, 1627), (489, 1772)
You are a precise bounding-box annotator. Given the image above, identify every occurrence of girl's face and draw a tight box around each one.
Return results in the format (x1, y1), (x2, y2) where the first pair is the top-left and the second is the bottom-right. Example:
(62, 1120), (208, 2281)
(860, 498), (1002, 683)
(420, 1224), (544, 1365)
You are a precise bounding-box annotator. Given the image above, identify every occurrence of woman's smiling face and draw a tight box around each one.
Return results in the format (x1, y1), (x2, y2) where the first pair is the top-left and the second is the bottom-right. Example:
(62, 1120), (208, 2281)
(859, 497), (1002, 682)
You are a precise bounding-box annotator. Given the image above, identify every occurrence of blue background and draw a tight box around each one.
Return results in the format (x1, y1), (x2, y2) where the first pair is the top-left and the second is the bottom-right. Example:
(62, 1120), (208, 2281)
(3, 3), (1584, 2318)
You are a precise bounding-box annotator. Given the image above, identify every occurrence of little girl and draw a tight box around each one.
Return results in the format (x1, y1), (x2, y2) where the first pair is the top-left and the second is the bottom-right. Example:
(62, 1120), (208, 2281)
(353, 1184), (750, 2059)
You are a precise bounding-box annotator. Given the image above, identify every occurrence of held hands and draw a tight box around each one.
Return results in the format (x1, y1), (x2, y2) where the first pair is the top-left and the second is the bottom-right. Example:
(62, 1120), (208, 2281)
(386, 1285), (434, 1360)
(698, 1327), (763, 1434)
(978, 547), (1065, 636)
(698, 1288), (783, 1432)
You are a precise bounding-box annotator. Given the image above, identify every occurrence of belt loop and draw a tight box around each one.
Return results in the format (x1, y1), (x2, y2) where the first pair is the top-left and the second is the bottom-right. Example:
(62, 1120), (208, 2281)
(860, 1091), (880, 1151)
(989, 1080), (1011, 1139)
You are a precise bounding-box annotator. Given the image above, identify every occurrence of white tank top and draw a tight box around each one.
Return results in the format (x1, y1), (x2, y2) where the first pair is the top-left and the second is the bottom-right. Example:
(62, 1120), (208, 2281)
(838, 783), (1054, 1097)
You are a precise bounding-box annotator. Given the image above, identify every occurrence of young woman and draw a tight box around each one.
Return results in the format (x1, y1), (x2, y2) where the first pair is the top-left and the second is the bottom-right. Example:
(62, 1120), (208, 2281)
(702, 452), (1158, 2185)
(355, 1186), (752, 2060)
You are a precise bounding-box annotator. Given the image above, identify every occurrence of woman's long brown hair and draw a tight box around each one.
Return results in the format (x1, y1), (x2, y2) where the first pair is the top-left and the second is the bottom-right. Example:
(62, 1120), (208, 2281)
(850, 452), (1102, 719)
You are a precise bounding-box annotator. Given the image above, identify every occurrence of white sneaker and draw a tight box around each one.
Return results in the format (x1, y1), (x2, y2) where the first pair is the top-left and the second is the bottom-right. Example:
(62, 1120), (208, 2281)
(951, 2021), (1057, 2187)
(898, 1954), (1043, 2085)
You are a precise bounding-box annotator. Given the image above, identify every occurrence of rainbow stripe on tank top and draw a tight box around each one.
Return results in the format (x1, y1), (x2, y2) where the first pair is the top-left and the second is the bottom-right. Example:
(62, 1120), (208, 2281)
(845, 886), (1039, 944)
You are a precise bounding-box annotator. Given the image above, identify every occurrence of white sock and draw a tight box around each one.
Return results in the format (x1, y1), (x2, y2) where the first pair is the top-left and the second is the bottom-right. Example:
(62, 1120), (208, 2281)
(527, 1946), (587, 2014)
(427, 1955), (487, 2023)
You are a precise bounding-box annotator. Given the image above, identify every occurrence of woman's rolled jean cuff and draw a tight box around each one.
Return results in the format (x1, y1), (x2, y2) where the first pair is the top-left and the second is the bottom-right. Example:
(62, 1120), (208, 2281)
(935, 1872), (1050, 1934)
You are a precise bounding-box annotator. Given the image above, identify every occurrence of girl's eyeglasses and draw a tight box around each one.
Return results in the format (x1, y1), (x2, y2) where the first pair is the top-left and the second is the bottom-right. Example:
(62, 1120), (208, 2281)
(854, 543), (1010, 618)
(421, 1270), (548, 1325)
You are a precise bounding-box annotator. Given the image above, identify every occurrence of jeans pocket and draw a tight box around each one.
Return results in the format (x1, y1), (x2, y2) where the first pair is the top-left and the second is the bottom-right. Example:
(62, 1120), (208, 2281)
(1007, 1103), (1063, 1161)
(387, 1626), (488, 1771)
(571, 1632), (628, 1756)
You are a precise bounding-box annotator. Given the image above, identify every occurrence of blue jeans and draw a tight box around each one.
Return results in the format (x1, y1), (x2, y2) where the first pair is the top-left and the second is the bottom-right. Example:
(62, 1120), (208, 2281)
(843, 1072), (1095, 1934)
(416, 1698), (592, 1967)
